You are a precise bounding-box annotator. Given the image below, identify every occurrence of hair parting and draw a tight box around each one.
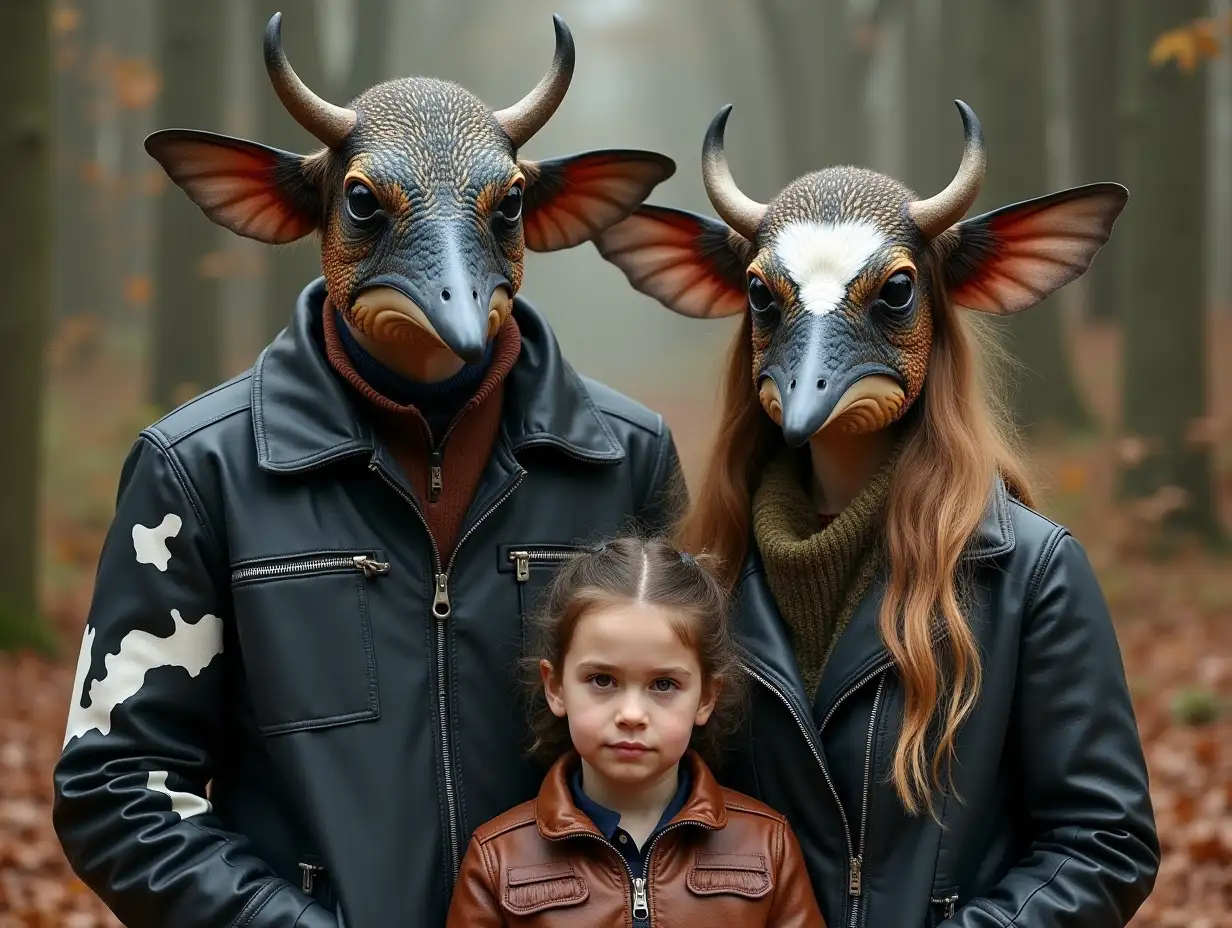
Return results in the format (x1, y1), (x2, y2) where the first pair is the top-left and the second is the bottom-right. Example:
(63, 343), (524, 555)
(522, 532), (748, 769)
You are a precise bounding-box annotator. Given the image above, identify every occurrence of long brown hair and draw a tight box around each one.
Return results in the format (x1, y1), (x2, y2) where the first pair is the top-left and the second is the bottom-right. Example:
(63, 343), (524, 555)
(676, 257), (1034, 813)
(523, 534), (748, 768)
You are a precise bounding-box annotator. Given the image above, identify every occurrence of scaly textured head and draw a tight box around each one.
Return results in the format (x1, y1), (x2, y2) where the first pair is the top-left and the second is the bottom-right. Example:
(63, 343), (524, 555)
(144, 13), (675, 364)
(596, 102), (1127, 446)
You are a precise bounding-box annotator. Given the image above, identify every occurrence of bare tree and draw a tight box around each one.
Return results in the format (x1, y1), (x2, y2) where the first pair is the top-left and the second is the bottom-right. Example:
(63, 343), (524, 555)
(150, 1), (224, 411)
(0, 0), (55, 651)
(1118, 0), (1220, 542)
(760, 0), (869, 176)
(252, 2), (326, 346)
(1072, 0), (1122, 321)
(959, 0), (1092, 432)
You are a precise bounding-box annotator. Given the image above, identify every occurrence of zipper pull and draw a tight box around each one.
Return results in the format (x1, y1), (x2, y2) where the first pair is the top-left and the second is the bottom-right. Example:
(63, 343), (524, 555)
(631, 877), (649, 919)
(932, 893), (959, 919)
(432, 573), (451, 619)
(848, 856), (862, 896)
(352, 555), (390, 578)
(511, 551), (530, 582)
(298, 861), (325, 894)
(429, 450), (443, 503)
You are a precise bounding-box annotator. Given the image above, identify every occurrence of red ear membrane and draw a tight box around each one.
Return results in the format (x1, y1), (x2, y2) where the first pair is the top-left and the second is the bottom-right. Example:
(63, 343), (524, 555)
(942, 182), (1128, 315)
(520, 150), (675, 252)
(593, 205), (753, 319)
(144, 129), (321, 244)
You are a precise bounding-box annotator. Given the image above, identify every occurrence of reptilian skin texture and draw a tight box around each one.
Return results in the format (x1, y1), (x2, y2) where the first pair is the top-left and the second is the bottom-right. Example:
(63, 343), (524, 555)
(318, 78), (526, 334)
(749, 168), (932, 422)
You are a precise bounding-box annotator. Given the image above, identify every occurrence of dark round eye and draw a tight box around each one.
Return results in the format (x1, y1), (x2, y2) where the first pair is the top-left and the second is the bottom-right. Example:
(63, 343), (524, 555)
(879, 271), (914, 311)
(345, 182), (381, 223)
(748, 275), (777, 317)
(497, 184), (523, 222)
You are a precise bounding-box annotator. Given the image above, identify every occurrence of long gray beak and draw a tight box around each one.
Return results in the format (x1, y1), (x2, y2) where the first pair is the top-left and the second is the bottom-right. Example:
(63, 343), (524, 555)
(764, 313), (901, 447)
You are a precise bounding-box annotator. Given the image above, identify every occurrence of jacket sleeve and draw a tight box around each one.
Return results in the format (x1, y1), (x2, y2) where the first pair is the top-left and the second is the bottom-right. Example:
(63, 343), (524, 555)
(52, 435), (336, 928)
(769, 819), (827, 928)
(445, 837), (506, 927)
(947, 531), (1160, 928)
(638, 420), (687, 535)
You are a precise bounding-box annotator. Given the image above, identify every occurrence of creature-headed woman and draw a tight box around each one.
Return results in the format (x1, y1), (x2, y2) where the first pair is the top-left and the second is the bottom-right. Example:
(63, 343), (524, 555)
(595, 102), (1159, 928)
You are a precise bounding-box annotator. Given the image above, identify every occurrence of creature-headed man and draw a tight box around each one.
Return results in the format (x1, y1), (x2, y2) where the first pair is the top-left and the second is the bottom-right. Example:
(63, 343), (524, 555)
(54, 16), (682, 928)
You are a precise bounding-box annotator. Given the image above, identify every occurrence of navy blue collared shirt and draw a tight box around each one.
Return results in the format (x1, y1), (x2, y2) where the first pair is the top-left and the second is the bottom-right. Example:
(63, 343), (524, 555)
(569, 763), (692, 877)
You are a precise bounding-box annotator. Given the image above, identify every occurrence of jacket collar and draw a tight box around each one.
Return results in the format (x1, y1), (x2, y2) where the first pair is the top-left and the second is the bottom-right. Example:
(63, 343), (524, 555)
(536, 750), (728, 840)
(734, 475), (1015, 726)
(251, 278), (624, 473)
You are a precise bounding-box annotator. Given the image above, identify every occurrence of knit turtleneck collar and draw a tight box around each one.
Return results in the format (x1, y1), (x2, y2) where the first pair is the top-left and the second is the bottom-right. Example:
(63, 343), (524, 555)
(751, 440), (903, 699)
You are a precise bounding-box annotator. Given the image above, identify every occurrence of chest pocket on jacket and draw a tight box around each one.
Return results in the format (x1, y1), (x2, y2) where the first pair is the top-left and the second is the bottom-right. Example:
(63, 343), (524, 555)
(686, 853), (772, 898)
(497, 544), (584, 651)
(500, 860), (589, 915)
(231, 549), (388, 735)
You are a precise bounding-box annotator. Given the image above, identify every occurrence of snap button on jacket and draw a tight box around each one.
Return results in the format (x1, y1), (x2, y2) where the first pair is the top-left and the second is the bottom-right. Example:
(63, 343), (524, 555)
(447, 751), (825, 927)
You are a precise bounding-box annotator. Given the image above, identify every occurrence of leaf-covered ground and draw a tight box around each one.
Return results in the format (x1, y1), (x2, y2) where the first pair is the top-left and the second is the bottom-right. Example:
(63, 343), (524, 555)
(2, 316), (1229, 926)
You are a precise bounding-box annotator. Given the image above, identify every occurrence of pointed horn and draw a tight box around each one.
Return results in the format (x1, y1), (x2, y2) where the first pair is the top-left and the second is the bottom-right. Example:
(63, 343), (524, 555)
(263, 12), (356, 149)
(702, 105), (766, 242)
(908, 100), (986, 240)
(493, 15), (575, 150)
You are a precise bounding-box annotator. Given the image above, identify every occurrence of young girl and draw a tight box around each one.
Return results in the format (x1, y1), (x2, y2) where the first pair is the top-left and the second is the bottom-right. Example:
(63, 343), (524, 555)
(446, 535), (825, 927)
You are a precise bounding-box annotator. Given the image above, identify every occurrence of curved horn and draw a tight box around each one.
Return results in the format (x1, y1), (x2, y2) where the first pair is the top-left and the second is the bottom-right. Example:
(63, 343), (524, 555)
(702, 105), (766, 242)
(493, 15), (575, 150)
(908, 100), (986, 239)
(263, 12), (356, 149)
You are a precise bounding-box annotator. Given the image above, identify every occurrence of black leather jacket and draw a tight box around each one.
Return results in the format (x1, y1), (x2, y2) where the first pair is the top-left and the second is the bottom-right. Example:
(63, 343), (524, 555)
(52, 280), (683, 928)
(719, 480), (1160, 928)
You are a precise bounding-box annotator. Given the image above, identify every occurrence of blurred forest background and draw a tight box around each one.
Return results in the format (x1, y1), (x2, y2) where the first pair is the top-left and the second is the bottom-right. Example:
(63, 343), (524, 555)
(1, 0), (1230, 925)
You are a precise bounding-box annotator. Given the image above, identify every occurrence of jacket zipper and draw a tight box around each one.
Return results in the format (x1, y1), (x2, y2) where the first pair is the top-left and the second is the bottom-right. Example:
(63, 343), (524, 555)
(739, 660), (889, 926)
(509, 547), (576, 582)
(368, 458), (526, 880)
(549, 819), (713, 924)
(231, 553), (390, 583)
(849, 673), (886, 928)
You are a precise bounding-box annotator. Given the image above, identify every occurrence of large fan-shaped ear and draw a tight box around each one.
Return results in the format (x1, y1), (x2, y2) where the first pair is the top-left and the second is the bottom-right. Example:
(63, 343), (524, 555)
(939, 182), (1128, 314)
(519, 150), (675, 252)
(144, 129), (322, 244)
(593, 205), (753, 319)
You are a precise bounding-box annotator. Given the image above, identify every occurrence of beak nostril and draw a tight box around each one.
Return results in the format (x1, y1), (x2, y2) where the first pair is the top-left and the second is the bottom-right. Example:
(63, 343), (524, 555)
(441, 289), (451, 302)
(817, 378), (827, 390)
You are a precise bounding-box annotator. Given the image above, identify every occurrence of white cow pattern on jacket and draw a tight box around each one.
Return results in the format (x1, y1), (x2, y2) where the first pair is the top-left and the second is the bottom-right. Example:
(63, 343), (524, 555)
(62, 511), (225, 820)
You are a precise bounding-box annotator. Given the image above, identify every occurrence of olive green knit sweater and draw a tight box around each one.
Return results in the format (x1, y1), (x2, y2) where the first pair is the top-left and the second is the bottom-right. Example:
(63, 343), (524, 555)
(751, 445), (900, 699)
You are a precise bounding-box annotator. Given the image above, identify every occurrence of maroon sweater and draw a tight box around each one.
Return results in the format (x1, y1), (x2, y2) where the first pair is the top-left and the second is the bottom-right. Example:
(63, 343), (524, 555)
(322, 306), (522, 562)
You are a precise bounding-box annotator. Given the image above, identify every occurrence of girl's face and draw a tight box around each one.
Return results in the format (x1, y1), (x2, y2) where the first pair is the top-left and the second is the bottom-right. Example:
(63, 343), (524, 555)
(541, 601), (717, 788)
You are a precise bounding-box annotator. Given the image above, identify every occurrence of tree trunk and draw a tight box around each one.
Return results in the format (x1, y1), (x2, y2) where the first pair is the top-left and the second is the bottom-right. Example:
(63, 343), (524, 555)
(53, 0), (106, 324)
(0, 0), (55, 652)
(150, 1), (224, 411)
(1118, 0), (1219, 542)
(961, 0), (1092, 432)
(1071, 0), (1122, 320)
(903, 0), (948, 197)
(252, 2), (326, 346)
(760, 0), (867, 176)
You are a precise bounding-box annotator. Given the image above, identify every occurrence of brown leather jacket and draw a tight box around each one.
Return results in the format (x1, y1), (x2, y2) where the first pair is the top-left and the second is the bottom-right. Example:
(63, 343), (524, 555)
(446, 751), (825, 927)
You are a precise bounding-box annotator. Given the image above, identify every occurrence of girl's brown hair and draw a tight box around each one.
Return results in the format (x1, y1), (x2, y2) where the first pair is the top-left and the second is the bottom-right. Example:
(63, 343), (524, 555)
(675, 256), (1034, 815)
(524, 533), (748, 768)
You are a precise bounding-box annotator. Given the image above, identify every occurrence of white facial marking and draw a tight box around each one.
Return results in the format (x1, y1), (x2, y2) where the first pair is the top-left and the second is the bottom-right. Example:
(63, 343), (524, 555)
(146, 770), (212, 820)
(132, 514), (182, 571)
(63, 610), (224, 747)
(773, 219), (887, 316)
